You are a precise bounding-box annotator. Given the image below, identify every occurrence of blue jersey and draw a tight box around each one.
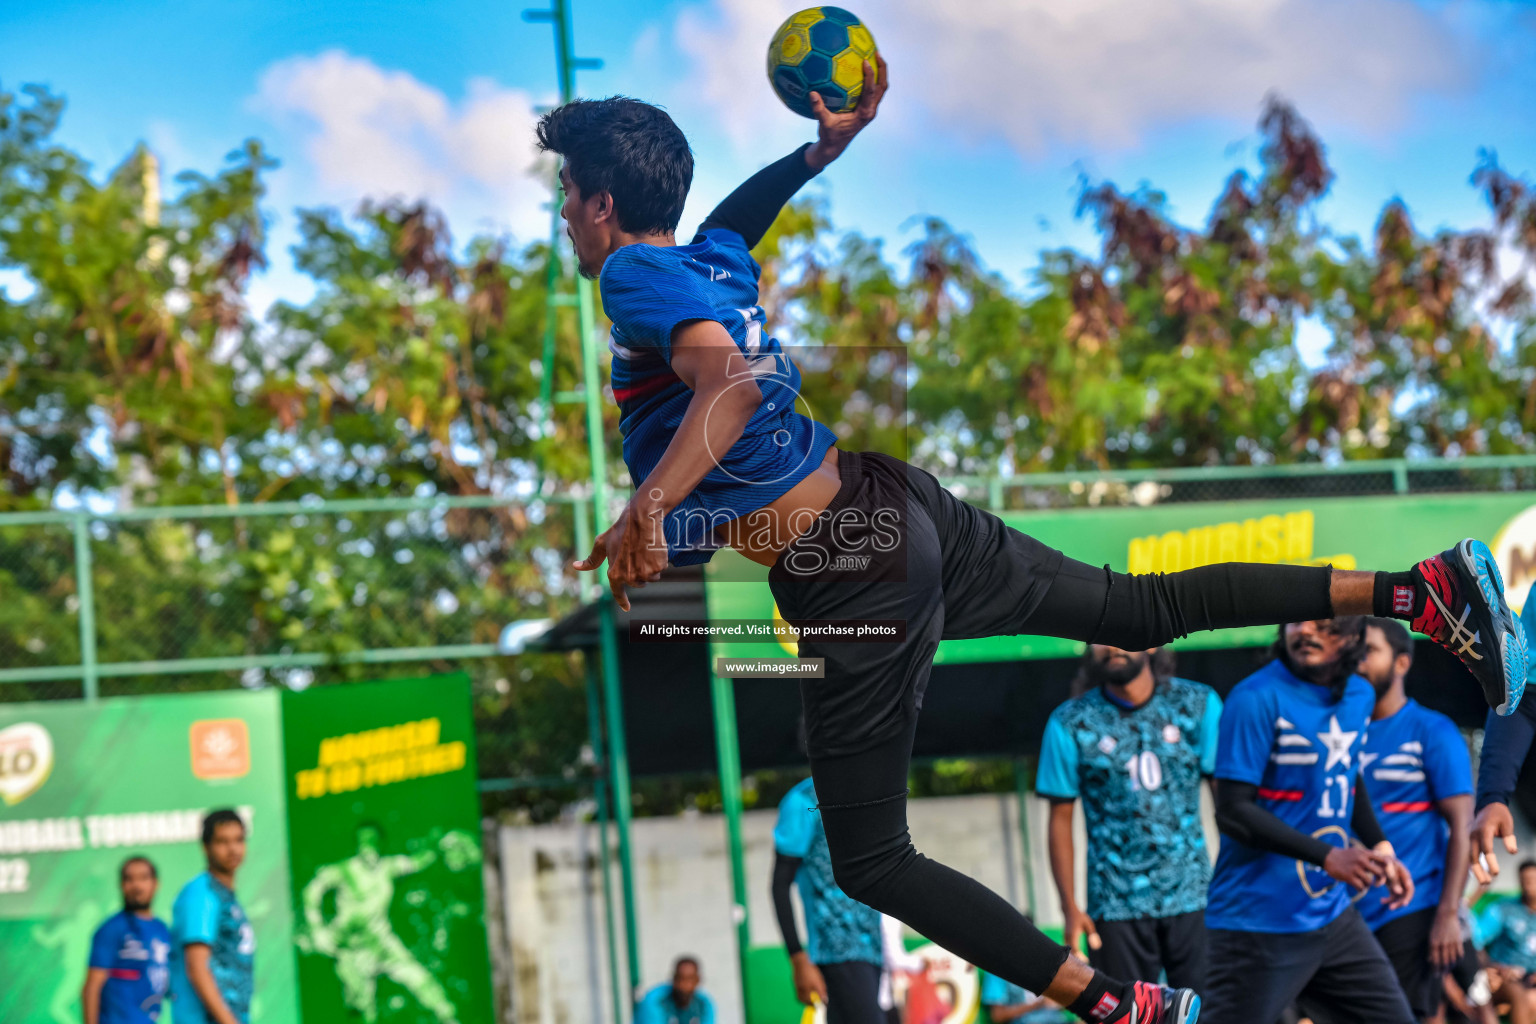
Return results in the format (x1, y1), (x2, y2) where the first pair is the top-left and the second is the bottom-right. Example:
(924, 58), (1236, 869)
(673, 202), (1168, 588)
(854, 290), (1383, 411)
(1206, 660), (1376, 933)
(1036, 678), (1221, 921)
(170, 873), (254, 1024)
(89, 911), (172, 1024)
(600, 229), (837, 566)
(980, 973), (1073, 1023)
(773, 778), (883, 966)
(1479, 898), (1536, 972)
(633, 983), (716, 1024)
(1357, 699), (1472, 929)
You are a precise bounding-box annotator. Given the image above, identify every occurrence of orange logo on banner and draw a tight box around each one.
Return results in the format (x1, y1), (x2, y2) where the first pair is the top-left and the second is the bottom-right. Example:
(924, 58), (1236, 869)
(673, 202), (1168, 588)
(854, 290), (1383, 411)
(190, 719), (250, 780)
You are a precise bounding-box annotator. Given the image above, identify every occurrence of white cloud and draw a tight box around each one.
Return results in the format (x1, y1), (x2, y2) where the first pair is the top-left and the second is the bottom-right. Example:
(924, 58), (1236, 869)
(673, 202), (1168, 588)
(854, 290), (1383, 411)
(672, 0), (1475, 158)
(250, 51), (551, 243)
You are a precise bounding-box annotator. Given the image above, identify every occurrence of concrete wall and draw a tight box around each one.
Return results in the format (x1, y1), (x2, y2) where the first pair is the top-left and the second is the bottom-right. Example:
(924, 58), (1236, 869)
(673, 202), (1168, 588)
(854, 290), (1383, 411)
(501, 791), (1105, 1024)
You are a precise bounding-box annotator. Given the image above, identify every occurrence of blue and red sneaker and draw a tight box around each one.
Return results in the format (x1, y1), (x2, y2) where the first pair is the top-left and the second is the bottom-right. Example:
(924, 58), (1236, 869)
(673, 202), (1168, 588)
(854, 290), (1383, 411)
(1411, 539), (1529, 716)
(1129, 981), (1199, 1023)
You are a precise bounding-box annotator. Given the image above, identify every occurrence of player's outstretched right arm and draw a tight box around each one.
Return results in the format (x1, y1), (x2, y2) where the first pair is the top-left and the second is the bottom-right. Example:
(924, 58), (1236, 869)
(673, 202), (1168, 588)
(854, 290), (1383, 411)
(698, 55), (888, 250)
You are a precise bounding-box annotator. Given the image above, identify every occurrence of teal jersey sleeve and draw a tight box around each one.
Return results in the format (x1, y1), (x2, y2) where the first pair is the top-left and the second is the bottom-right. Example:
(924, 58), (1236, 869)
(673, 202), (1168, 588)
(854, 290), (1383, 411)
(173, 878), (217, 946)
(632, 986), (664, 1024)
(700, 991), (717, 1024)
(1199, 688), (1224, 776)
(1035, 710), (1079, 799)
(774, 780), (817, 857)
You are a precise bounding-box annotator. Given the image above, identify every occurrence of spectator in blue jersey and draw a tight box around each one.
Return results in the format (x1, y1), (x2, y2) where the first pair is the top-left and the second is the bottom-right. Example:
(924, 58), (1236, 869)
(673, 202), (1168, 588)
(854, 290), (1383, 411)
(772, 772), (887, 1024)
(1038, 645), (1219, 992)
(1469, 582), (1536, 887)
(1201, 617), (1418, 1024)
(1476, 861), (1536, 1024)
(170, 809), (254, 1024)
(1356, 616), (1475, 1022)
(634, 956), (715, 1024)
(83, 856), (172, 1024)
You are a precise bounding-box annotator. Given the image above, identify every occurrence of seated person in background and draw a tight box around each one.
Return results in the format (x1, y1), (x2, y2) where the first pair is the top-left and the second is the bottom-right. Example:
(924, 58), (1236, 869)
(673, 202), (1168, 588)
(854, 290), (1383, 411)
(981, 971), (1073, 1024)
(980, 915), (1072, 1024)
(634, 956), (715, 1024)
(1475, 861), (1536, 1024)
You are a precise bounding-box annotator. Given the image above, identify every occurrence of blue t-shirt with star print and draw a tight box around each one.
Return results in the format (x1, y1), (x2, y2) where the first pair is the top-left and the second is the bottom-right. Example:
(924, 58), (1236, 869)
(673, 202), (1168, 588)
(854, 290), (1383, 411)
(1036, 678), (1221, 921)
(1206, 659), (1376, 934)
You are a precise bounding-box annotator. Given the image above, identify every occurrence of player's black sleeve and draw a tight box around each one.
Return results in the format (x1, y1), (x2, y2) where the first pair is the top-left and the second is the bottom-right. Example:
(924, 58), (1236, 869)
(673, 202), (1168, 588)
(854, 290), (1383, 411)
(1351, 771), (1388, 849)
(1476, 702), (1536, 811)
(771, 851), (805, 956)
(698, 143), (820, 250)
(1214, 779), (1335, 866)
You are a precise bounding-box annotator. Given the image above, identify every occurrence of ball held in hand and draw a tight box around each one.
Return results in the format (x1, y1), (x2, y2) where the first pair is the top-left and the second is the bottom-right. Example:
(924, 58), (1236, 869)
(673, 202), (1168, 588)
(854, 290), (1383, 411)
(767, 7), (878, 119)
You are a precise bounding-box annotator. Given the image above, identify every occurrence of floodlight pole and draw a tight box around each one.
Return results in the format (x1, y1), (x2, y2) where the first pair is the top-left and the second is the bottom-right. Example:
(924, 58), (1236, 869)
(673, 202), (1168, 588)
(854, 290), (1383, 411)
(525, 0), (639, 1017)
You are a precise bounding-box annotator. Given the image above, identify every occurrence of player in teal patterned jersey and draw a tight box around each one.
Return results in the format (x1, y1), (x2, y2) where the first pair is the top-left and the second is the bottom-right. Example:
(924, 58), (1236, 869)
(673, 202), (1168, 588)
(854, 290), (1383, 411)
(171, 810), (254, 1024)
(773, 776), (885, 1024)
(1038, 646), (1220, 991)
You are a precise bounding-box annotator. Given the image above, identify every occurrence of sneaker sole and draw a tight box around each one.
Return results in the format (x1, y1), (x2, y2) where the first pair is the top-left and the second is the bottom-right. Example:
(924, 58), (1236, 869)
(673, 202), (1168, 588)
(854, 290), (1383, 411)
(1174, 990), (1200, 1023)
(1457, 538), (1529, 716)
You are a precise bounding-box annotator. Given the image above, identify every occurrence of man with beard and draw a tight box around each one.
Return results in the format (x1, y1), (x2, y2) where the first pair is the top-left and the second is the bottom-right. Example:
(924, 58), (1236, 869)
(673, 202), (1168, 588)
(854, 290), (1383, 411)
(1202, 618), (1417, 1024)
(1038, 646), (1221, 993)
(83, 856), (172, 1024)
(1356, 617), (1474, 1022)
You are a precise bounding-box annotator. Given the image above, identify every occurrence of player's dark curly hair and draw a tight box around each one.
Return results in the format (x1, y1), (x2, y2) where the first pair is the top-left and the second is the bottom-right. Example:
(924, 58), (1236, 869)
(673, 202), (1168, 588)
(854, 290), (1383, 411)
(201, 808), (246, 846)
(1272, 617), (1368, 699)
(536, 97), (694, 235)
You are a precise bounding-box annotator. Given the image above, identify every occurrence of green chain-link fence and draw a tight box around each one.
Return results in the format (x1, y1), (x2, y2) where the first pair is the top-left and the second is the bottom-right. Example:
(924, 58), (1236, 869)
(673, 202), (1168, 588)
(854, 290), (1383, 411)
(6, 454), (1536, 705)
(0, 495), (591, 704)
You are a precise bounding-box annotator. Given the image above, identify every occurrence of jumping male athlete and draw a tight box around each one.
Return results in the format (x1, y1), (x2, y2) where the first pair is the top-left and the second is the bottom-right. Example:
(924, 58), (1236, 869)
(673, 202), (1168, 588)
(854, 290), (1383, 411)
(540, 56), (1528, 1024)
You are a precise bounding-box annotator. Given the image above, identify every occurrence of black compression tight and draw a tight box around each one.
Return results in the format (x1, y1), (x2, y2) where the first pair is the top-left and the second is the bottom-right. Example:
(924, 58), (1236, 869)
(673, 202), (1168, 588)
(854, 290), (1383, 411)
(808, 558), (1335, 998)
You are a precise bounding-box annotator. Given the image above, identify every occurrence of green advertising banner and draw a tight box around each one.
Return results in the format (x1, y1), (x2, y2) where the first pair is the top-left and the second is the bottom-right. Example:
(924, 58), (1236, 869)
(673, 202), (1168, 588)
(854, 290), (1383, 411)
(706, 490), (1536, 665)
(0, 690), (298, 1024)
(280, 674), (492, 1024)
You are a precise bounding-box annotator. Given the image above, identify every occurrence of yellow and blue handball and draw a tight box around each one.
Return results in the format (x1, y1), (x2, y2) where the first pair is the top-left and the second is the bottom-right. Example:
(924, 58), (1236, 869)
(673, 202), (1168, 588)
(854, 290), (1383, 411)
(767, 7), (878, 119)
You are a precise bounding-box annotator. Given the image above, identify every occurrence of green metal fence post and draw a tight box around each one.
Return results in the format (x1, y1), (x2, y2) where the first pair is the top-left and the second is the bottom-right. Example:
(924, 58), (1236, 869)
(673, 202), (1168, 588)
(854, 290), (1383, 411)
(709, 670), (753, 1016)
(1393, 460), (1410, 494)
(1014, 758), (1037, 918)
(586, 659), (624, 1024)
(598, 598), (641, 1012)
(72, 514), (98, 702)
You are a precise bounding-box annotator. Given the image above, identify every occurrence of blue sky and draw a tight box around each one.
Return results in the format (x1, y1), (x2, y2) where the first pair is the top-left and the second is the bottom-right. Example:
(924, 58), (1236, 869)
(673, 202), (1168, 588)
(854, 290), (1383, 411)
(4, 0), (1536, 349)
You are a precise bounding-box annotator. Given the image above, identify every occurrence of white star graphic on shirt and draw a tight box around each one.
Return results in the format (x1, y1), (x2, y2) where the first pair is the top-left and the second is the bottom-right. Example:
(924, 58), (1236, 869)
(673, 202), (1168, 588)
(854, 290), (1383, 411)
(1317, 715), (1359, 772)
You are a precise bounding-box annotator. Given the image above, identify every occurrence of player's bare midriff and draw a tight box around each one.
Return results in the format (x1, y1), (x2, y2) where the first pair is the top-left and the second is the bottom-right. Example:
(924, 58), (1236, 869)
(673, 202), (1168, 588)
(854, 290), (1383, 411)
(715, 444), (843, 568)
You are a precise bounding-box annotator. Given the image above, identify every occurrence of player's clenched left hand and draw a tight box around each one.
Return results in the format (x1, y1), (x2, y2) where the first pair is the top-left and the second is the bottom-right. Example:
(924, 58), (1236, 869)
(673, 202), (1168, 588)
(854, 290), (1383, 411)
(572, 497), (668, 611)
(805, 54), (889, 171)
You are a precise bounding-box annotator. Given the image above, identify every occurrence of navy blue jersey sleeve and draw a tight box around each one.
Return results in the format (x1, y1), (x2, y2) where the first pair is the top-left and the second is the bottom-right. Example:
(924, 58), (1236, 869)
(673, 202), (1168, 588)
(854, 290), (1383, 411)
(1476, 702), (1536, 810)
(599, 246), (729, 362)
(1478, 583), (1536, 809)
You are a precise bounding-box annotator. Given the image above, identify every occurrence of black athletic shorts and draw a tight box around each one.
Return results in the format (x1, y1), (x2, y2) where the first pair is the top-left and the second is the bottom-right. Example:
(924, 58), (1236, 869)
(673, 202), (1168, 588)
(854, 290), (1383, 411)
(768, 450), (1063, 759)
(1090, 909), (1208, 993)
(820, 960), (886, 1024)
(1202, 906), (1415, 1024)
(1373, 906), (1443, 1020)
